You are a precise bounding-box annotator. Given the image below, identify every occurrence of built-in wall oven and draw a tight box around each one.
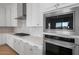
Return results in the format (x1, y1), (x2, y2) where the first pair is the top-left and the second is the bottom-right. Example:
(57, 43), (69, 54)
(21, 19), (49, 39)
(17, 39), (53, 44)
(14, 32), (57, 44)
(43, 35), (76, 55)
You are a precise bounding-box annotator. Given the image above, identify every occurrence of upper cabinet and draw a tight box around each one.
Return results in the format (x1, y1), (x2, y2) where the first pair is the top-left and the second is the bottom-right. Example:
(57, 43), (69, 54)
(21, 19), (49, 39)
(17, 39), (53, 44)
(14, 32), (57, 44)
(0, 3), (17, 27)
(26, 3), (43, 26)
(40, 3), (78, 12)
(0, 7), (6, 26)
(10, 4), (17, 26)
(40, 3), (56, 12)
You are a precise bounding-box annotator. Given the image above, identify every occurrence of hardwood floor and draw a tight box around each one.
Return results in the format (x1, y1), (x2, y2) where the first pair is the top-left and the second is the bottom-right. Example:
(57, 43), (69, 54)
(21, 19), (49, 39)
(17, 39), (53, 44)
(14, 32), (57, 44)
(0, 44), (18, 55)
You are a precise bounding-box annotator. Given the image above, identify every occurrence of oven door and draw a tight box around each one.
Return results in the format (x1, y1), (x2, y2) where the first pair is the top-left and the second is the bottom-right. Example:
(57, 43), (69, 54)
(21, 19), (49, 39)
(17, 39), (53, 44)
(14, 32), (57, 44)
(46, 42), (74, 55)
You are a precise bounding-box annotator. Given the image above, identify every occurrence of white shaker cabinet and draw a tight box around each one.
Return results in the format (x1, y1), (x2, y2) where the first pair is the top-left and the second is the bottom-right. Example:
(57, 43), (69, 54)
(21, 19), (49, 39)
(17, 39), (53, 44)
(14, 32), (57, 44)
(58, 3), (78, 8)
(0, 4), (17, 27)
(26, 3), (42, 26)
(0, 7), (6, 26)
(5, 7), (11, 26)
(40, 3), (56, 12)
(26, 4), (32, 26)
(0, 34), (6, 45)
(40, 3), (77, 12)
(5, 4), (17, 27)
(10, 5), (17, 27)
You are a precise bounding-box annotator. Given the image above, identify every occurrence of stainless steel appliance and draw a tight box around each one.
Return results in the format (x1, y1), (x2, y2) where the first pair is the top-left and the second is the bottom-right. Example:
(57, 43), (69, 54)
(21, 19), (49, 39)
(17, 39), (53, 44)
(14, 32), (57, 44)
(43, 5), (79, 55)
(43, 35), (76, 55)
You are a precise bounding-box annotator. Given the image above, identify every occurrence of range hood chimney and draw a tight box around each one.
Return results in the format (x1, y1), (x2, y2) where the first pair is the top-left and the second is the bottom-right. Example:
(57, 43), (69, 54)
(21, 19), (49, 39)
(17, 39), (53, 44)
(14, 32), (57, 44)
(15, 3), (26, 20)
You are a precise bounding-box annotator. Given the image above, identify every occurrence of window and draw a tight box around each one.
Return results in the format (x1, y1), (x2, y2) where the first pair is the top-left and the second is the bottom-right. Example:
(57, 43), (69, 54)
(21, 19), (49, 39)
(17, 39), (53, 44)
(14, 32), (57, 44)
(56, 22), (62, 28)
(62, 22), (69, 29)
(56, 22), (69, 29)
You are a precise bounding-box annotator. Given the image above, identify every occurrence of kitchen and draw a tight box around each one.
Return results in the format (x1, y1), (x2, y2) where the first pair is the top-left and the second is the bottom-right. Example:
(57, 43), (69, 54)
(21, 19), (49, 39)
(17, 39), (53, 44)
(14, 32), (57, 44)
(0, 3), (79, 55)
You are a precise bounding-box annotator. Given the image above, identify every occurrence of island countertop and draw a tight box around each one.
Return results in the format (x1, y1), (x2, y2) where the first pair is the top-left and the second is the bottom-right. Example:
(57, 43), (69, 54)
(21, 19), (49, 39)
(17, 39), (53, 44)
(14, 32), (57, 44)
(7, 34), (43, 49)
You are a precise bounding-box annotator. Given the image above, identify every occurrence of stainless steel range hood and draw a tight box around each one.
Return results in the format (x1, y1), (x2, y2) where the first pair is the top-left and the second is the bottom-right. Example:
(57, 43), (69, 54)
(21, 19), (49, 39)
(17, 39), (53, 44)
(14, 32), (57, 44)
(15, 3), (26, 20)
(16, 15), (26, 20)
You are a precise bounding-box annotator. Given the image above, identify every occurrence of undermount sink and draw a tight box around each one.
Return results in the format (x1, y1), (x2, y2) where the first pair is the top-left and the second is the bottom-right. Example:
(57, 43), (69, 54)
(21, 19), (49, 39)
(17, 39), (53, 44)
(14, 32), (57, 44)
(14, 33), (30, 36)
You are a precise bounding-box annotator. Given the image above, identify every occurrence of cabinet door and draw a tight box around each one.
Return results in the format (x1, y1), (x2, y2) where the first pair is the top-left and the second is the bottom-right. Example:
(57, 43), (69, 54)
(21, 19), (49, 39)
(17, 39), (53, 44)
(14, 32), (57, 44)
(27, 3), (42, 26)
(24, 42), (32, 55)
(0, 7), (6, 26)
(6, 7), (11, 26)
(1, 34), (6, 44)
(10, 5), (17, 27)
(0, 34), (6, 45)
(58, 3), (77, 8)
(26, 4), (32, 26)
(5, 4), (17, 27)
(31, 4), (39, 26)
(40, 3), (56, 12)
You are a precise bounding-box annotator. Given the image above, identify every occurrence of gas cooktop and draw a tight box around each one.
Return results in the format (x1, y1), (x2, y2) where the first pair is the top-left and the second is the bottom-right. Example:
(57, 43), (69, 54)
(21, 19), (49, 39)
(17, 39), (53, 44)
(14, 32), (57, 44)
(14, 33), (30, 36)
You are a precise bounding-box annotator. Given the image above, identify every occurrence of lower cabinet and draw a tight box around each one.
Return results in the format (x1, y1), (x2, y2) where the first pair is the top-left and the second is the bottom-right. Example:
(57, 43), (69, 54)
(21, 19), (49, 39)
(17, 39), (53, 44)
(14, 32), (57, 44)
(0, 34), (6, 45)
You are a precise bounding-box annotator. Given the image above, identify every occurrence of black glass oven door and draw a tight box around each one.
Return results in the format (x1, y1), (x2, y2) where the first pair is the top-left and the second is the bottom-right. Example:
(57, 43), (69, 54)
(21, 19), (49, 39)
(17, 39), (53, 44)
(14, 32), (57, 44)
(46, 43), (72, 55)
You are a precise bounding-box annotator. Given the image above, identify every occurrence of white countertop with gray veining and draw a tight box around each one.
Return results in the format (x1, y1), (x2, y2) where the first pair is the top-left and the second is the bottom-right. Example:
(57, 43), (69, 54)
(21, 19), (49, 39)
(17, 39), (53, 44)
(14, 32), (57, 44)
(44, 29), (79, 38)
(7, 34), (43, 49)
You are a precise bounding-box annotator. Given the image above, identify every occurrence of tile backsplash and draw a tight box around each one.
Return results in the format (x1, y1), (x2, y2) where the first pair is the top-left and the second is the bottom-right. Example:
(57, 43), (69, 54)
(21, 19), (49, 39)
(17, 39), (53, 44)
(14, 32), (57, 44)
(28, 26), (43, 37)
(15, 20), (29, 33)
(0, 27), (15, 33)
(15, 20), (43, 37)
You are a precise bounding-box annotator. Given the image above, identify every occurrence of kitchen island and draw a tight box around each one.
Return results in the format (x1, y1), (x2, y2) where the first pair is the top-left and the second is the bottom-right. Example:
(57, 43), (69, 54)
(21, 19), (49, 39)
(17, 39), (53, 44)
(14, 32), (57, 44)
(6, 34), (43, 55)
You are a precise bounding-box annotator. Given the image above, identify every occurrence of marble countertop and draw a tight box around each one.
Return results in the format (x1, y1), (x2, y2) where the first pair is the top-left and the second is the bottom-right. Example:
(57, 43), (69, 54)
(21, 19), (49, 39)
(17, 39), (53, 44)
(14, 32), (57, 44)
(7, 34), (43, 49)
(44, 29), (79, 38)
